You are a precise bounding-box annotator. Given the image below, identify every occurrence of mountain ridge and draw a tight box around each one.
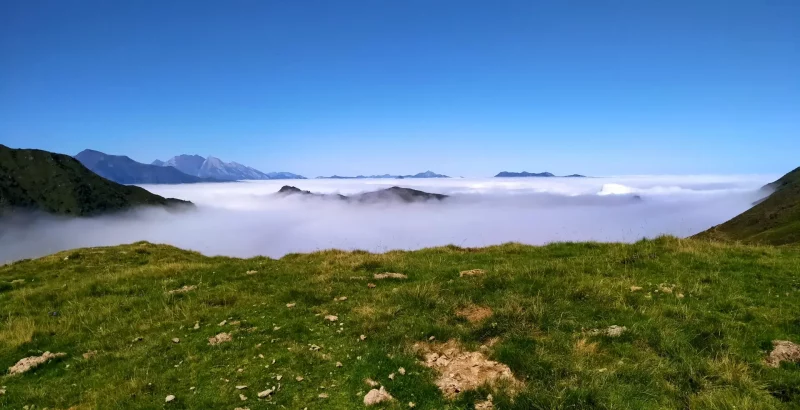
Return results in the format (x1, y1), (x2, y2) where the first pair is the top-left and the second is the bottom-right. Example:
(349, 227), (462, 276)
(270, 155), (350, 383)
(75, 150), (214, 184)
(153, 154), (306, 181)
(495, 171), (586, 178)
(1, 145), (192, 216)
(315, 170), (449, 179)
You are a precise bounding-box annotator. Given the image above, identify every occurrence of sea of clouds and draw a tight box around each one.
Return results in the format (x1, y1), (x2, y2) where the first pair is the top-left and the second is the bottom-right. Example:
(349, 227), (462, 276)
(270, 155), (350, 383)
(0, 175), (777, 262)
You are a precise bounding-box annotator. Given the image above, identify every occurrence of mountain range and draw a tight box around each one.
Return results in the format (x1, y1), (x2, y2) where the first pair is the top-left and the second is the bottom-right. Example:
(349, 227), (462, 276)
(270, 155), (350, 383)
(152, 154), (306, 181)
(495, 171), (586, 178)
(1, 145), (192, 216)
(75, 150), (216, 184)
(315, 171), (449, 179)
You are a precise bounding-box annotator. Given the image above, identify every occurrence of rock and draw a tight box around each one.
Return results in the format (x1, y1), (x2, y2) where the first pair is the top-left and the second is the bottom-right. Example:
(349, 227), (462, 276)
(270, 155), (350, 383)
(324, 315), (338, 322)
(459, 269), (486, 277)
(367, 283), (376, 288)
(208, 332), (233, 345)
(239, 393), (247, 401)
(318, 393), (329, 399)
(336, 362), (343, 368)
(363, 386), (394, 406)
(276, 375), (282, 381)
(398, 367), (406, 375)
(165, 395), (175, 402)
(219, 320), (227, 326)
(765, 340), (800, 367)
(257, 388), (273, 398)
(245, 270), (258, 275)
(373, 272), (408, 280)
(408, 402), (416, 408)
(82, 350), (97, 360)
(388, 373), (395, 380)
(296, 376), (304, 382)
(236, 385), (248, 390)
(286, 303), (296, 308)
(8, 352), (67, 375)
(168, 285), (197, 294)
(172, 338), (180, 343)
(676, 293), (685, 299)
(589, 325), (627, 338)
(133, 336), (143, 342)
(360, 334), (367, 341)
(193, 322), (200, 330)
(364, 378), (379, 387)
(630, 286), (643, 292)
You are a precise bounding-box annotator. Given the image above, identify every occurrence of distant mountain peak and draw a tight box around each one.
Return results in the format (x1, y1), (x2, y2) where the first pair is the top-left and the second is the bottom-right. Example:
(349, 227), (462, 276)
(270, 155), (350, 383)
(495, 171), (584, 178)
(153, 154), (305, 181)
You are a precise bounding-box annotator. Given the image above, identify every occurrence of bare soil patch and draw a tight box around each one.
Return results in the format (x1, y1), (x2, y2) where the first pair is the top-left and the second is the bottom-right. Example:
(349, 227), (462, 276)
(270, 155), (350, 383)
(456, 305), (493, 323)
(414, 340), (520, 398)
(8, 352), (66, 375)
(765, 340), (800, 368)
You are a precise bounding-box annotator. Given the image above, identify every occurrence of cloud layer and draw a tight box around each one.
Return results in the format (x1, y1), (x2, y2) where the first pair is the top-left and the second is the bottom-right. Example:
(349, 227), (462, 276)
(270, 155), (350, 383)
(0, 175), (775, 262)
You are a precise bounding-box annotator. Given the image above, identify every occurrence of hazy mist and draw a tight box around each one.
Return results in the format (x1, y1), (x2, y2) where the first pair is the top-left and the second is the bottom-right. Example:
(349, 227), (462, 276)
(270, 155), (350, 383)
(0, 175), (775, 262)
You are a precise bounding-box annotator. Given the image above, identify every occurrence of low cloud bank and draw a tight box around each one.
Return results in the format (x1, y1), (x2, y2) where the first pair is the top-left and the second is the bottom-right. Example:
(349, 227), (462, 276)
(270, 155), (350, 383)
(0, 175), (775, 262)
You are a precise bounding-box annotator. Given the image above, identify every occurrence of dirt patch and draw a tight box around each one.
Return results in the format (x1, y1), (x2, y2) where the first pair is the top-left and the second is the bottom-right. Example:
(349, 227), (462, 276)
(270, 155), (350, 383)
(168, 285), (197, 294)
(456, 305), (493, 323)
(765, 340), (800, 368)
(82, 350), (97, 360)
(208, 332), (233, 345)
(373, 272), (407, 280)
(574, 338), (599, 355)
(459, 269), (486, 277)
(414, 340), (520, 398)
(8, 351), (66, 375)
(475, 396), (494, 409)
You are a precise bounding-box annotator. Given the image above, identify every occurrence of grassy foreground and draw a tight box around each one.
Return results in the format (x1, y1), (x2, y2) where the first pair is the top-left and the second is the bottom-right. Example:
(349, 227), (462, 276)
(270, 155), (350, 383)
(2, 238), (800, 409)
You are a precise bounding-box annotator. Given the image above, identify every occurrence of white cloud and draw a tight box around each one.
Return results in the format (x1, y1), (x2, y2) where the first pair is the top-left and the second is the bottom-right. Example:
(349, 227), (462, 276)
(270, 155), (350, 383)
(0, 174), (775, 262)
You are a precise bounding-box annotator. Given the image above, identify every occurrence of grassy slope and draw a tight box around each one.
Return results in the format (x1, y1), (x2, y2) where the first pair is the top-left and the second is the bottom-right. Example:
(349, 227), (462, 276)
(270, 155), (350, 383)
(0, 145), (191, 216)
(695, 167), (800, 245)
(2, 238), (800, 409)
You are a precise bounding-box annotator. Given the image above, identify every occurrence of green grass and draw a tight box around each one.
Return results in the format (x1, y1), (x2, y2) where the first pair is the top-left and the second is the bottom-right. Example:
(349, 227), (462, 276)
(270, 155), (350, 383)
(2, 237), (800, 409)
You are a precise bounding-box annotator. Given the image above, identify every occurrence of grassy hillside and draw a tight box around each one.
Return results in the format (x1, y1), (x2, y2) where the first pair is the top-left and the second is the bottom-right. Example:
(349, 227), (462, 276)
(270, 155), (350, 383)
(2, 238), (799, 409)
(695, 167), (800, 245)
(0, 145), (192, 216)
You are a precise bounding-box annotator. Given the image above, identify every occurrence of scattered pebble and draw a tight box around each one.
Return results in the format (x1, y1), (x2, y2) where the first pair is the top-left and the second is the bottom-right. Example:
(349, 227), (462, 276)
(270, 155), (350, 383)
(286, 303), (296, 308)
(318, 393), (329, 399)
(172, 338), (180, 343)
(193, 322), (200, 330)
(82, 350), (97, 360)
(257, 388), (274, 398)
(236, 385), (248, 390)
(336, 362), (343, 368)
(324, 315), (338, 322)
(360, 335), (367, 341)
(246, 270), (258, 275)
(459, 269), (486, 277)
(165, 395), (175, 403)
(239, 393), (247, 401)
(398, 367), (406, 375)
(219, 320), (227, 326)
(388, 373), (395, 380)
(367, 283), (376, 289)
(276, 375), (283, 381)
(630, 286), (643, 292)
(296, 376), (304, 382)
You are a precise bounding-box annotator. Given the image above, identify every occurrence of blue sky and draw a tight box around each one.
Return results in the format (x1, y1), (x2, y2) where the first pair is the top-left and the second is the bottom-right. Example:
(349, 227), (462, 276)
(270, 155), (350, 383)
(1, 0), (798, 177)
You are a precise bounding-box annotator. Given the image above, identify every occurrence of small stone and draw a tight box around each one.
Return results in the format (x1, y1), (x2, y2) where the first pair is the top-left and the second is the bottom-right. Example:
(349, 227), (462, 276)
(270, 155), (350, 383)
(239, 393), (247, 401)
(364, 378), (379, 387)
(208, 332), (233, 345)
(133, 336), (143, 342)
(172, 338), (180, 343)
(246, 270), (258, 275)
(428, 336), (436, 341)
(165, 395), (175, 402)
(219, 320), (227, 326)
(236, 385), (248, 390)
(296, 376), (304, 382)
(676, 293), (685, 299)
(398, 367), (406, 375)
(193, 322), (200, 330)
(360, 334), (367, 341)
(318, 393), (329, 399)
(276, 375), (283, 381)
(189, 387), (195, 390)
(286, 303), (296, 308)
(363, 386), (394, 406)
(257, 389), (273, 398)
(630, 286), (643, 292)
(388, 373), (395, 380)
(367, 283), (376, 288)
(336, 362), (343, 368)
(324, 315), (338, 322)
(82, 350), (97, 360)
(409, 402), (416, 408)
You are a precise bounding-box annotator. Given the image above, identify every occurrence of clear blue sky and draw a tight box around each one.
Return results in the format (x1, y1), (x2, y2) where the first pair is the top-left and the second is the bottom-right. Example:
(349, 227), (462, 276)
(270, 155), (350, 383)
(1, 0), (798, 177)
